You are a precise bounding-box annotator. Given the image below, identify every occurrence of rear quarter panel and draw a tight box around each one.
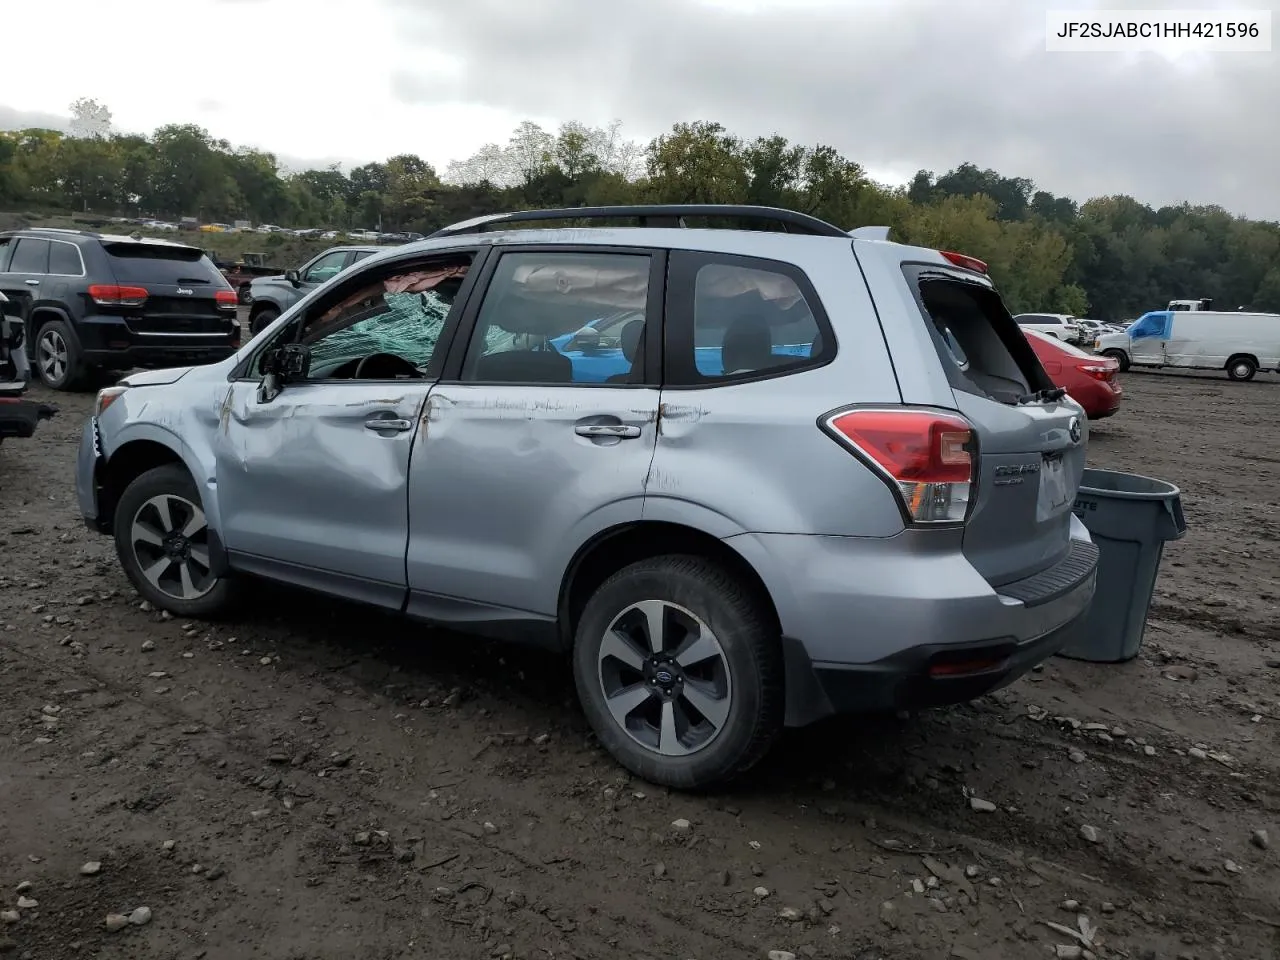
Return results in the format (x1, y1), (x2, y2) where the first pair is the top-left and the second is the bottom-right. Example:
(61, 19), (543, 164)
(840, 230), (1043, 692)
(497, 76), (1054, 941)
(646, 239), (908, 538)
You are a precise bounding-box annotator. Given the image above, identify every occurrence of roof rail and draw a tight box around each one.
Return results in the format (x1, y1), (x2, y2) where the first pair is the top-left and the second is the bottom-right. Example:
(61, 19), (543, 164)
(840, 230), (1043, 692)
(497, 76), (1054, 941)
(27, 227), (84, 235)
(428, 204), (851, 239)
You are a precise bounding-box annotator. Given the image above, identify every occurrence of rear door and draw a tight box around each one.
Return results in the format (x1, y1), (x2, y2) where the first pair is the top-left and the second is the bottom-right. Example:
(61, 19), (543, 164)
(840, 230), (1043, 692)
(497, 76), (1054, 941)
(861, 246), (1087, 586)
(99, 240), (237, 336)
(405, 245), (663, 621)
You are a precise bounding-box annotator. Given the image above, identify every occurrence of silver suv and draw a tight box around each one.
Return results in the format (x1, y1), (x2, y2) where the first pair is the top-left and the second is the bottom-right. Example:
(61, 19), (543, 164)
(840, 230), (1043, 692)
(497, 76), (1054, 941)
(74, 205), (1098, 790)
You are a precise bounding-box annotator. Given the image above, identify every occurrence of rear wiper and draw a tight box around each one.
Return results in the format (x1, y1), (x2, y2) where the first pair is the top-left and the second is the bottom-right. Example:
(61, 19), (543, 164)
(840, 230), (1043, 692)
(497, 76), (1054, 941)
(175, 278), (210, 284)
(1016, 386), (1067, 405)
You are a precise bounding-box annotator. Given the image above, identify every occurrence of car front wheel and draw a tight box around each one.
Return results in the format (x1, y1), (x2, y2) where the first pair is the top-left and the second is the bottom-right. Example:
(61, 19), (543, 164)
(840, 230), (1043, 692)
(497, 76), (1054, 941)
(572, 555), (783, 790)
(113, 464), (238, 618)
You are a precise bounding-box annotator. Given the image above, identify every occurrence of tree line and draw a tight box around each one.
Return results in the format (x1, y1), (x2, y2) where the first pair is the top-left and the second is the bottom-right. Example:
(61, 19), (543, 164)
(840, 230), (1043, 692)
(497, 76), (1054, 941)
(2, 102), (1277, 321)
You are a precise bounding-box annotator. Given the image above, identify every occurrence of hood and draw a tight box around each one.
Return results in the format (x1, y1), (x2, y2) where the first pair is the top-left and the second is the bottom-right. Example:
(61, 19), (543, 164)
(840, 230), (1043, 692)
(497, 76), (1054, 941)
(1095, 331), (1129, 347)
(119, 366), (195, 387)
(252, 274), (287, 285)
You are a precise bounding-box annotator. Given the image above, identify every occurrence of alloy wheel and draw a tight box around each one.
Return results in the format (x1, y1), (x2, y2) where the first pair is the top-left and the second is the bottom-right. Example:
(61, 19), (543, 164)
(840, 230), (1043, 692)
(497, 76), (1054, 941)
(38, 329), (68, 385)
(596, 600), (732, 757)
(130, 493), (215, 601)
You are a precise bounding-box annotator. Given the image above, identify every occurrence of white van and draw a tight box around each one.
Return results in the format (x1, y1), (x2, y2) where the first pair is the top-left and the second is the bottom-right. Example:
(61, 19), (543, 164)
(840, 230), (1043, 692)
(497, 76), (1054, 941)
(1095, 309), (1280, 381)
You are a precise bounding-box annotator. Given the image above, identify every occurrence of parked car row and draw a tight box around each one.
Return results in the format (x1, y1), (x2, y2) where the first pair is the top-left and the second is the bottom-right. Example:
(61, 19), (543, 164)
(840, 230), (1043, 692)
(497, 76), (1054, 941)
(105, 216), (423, 244)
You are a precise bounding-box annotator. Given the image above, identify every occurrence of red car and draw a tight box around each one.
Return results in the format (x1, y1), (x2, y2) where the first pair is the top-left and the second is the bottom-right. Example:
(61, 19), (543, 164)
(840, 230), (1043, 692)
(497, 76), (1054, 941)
(1025, 328), (1123, 419)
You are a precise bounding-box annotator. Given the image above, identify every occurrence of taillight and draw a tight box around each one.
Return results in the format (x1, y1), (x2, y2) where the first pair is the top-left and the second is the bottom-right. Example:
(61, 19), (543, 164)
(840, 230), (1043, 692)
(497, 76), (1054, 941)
(939, 251), (988, 274)
(1079, 361), (1117, 382)
(215, 290), (238, 310)
(88, 284), (148, 307)
(822, 407), (976, 524)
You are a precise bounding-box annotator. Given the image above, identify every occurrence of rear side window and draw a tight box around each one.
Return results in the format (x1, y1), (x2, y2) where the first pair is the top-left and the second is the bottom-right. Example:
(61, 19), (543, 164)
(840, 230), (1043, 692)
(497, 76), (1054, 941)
(666, 251), (832, 385)
(48, 241), (84, 276)
(907, 267), (1053, 405)
(8, 238), (49, 274)
(101, 242), (224, 285)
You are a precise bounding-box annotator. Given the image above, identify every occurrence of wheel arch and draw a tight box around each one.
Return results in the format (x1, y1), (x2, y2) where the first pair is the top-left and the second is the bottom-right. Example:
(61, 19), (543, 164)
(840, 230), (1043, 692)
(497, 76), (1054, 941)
(1225, 352), (1259, 376)
(28, 306), (82, 350)
(556, 520), (783, 652)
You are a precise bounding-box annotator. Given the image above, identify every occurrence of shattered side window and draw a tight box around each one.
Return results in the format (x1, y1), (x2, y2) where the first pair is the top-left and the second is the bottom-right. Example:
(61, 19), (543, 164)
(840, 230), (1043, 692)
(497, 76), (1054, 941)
(301, 260), (471, 377)
(308, 290), (451, 370)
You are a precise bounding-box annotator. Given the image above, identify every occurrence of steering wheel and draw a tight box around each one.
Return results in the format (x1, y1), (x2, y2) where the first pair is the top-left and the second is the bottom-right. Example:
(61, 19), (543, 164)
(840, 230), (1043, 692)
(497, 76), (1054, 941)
(353, 353), (421, 380)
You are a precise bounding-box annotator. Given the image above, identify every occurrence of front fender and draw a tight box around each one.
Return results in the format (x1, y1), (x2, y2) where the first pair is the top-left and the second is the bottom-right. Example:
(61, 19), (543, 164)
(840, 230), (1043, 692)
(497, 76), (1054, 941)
(101, 382), (230, 538)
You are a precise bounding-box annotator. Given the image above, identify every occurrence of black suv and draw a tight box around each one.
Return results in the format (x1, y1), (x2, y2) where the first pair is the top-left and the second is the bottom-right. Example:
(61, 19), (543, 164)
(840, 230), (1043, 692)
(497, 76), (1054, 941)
(0, 228), (241, 390)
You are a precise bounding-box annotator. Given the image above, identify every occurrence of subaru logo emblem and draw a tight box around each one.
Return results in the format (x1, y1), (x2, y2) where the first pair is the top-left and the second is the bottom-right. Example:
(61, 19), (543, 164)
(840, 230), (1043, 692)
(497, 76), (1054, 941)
(655, 670), (675, 685)
(1068, 416), (1082, 444)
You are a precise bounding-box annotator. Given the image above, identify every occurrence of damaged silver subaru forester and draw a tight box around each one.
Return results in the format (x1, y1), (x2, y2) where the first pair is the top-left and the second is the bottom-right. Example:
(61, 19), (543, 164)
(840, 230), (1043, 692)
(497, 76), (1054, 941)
(75, 205), (1097, 789)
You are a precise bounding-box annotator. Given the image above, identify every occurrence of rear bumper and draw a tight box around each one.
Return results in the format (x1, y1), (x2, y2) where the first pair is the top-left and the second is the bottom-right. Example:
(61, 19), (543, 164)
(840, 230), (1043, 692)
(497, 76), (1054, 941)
(783, 610), (1083, 723)
(727, 527), (1099, 726)
(0, 397), (57, 439)
(74, 314), (239, 369)
(1074, 380), (1123, 420)
(83, 343), (238, 369)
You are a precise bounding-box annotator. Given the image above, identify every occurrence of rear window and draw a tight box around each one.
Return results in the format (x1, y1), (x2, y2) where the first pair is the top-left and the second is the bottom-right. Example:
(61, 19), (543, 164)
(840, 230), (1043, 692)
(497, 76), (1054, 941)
(101, 242), (225, 285)
(907, 268), (1053, 405)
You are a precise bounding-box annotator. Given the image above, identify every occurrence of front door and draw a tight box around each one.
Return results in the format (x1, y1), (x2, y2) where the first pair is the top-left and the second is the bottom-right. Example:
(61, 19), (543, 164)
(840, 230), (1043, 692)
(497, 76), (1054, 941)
(405, 247), (664, 625)
(213, 251), (476, 608)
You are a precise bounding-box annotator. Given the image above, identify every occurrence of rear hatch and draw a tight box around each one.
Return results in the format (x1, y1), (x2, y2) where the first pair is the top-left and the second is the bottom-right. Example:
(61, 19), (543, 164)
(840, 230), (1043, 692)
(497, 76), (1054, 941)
(98, 240), (238, 335)
(902, 261), (1086, 586)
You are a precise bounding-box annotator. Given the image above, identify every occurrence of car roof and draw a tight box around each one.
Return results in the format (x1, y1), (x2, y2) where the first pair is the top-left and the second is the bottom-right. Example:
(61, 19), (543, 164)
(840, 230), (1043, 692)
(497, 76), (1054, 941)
(0, 227), (202, 250)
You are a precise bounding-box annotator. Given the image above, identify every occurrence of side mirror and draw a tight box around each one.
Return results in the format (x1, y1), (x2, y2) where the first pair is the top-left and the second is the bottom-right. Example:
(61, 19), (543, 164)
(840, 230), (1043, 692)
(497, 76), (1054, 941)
(257, 343), (311, 403)
(285, 269), (301, 287)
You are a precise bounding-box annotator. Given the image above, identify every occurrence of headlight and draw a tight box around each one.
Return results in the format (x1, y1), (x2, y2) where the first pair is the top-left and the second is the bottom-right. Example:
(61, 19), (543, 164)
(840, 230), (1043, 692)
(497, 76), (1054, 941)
(95, 385), (129, 417)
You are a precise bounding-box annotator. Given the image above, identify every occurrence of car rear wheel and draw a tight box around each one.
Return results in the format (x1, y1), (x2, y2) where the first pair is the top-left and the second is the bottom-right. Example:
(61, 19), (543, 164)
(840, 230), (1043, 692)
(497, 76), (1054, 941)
(250, 307), (278, 336)
(1226, 356), (1257, 382)
(113, 464), (238, 618)
(34, 318), (85, 391)
(572, 555), (783, 790)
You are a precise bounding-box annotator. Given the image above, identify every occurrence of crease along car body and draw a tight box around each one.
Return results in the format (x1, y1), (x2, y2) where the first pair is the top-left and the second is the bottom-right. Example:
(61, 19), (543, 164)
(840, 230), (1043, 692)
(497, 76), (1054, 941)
(75, 204), (1098, 790)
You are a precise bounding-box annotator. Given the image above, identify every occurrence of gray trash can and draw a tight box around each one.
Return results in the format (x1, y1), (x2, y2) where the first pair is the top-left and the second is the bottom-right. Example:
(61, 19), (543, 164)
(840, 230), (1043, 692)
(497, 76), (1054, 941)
(1057, 468), (1187, 663)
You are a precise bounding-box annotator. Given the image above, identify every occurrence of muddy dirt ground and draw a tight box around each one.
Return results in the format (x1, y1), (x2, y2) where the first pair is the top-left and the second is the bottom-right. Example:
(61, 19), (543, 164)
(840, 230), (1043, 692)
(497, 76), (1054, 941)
(1, 363), (1278, 960)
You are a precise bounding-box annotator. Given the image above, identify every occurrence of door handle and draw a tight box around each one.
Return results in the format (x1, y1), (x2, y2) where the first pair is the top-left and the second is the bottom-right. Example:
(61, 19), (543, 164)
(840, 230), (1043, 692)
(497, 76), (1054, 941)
(364, 417), (413, 432)
(575, 423), (641, 439)
(24, 279), (39, 286)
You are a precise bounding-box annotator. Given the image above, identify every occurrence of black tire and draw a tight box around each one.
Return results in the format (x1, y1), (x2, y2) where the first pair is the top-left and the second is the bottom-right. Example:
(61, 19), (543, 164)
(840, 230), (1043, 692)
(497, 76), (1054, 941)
(1226, 355), (1257, 382)
(249, 307), (278, 336)
(33, 318), (86, 391)
(113, 464), (239, 619)
(572, 555), (783, 790)
(237, 284), (252, 305)
(1102, 349), (1130, 372)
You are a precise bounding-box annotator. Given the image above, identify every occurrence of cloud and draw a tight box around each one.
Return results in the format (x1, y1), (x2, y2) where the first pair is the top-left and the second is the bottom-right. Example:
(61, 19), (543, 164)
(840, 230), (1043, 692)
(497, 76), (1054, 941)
(0, 104), (70, 134)
(384, 0), (1280, 220)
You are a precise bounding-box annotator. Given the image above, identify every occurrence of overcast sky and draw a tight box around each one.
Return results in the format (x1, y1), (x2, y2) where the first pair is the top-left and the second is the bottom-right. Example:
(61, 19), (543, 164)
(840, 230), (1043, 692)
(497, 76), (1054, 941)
(2, 0), (1277, 219)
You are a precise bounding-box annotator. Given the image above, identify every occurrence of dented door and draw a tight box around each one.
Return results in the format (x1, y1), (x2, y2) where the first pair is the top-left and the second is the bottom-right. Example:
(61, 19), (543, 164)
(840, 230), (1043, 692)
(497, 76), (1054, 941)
(212, 378), (432, 608)
(404, 383), (660, 621)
